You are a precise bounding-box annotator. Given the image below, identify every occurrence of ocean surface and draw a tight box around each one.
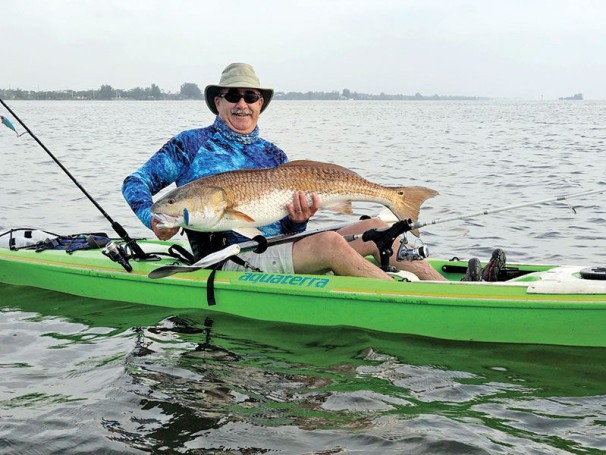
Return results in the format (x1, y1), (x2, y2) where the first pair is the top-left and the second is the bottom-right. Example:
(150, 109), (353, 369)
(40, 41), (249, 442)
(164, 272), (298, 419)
(1, 100), (605, 454)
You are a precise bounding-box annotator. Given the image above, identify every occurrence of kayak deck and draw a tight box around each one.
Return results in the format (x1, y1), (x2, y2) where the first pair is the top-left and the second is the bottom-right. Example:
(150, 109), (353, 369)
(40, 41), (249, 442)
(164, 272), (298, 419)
(1, 240), (605, 347)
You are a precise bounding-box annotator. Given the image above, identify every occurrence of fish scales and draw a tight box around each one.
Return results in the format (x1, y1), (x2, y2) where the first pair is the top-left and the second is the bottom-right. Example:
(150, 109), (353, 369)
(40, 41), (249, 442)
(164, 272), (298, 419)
(216, 163), (396, 208)
(151, 160), (438, 232)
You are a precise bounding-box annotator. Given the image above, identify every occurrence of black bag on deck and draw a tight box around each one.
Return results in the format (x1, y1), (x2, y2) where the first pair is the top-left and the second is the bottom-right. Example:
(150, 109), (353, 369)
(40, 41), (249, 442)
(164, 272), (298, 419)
(33, 233), (111, 254)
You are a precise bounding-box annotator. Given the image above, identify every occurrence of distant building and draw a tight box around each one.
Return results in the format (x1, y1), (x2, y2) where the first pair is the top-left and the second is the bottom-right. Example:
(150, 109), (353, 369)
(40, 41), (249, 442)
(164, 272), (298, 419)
(559, 93), (583, 100)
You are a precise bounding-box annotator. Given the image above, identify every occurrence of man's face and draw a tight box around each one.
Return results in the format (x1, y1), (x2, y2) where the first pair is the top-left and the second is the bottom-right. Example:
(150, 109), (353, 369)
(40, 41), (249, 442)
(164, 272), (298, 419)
(215, 88), (264, 134)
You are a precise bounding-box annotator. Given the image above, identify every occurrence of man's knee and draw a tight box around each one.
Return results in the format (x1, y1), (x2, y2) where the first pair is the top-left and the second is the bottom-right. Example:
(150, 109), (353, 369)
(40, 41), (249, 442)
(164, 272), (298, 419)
(359, 218), (389, 229)
(340, 218), (388, 235)
(315, 230), (349, 249)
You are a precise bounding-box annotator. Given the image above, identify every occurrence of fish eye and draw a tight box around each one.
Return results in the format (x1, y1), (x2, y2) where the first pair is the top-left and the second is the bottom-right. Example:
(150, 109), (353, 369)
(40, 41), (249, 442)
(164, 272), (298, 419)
(167, 198), (175, 204)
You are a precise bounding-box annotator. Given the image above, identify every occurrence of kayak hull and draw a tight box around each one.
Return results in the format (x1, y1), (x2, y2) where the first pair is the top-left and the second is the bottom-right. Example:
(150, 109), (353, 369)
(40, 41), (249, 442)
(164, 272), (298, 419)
(1, 240), (605, 347)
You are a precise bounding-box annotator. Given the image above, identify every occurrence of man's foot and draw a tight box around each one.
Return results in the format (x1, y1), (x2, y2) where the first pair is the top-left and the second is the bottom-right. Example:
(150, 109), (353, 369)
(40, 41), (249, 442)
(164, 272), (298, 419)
(482, 248), (506, 282)
(461, 258), (482, 281)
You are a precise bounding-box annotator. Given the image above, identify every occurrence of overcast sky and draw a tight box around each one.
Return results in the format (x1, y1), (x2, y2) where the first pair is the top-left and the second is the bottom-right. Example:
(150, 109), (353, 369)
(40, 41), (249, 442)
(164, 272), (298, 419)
(1, 0), (605, 100)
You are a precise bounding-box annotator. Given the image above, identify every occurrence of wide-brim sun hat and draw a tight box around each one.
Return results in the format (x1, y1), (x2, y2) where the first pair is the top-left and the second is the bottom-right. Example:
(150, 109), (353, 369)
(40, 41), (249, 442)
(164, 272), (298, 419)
(204, 63), (274, 115)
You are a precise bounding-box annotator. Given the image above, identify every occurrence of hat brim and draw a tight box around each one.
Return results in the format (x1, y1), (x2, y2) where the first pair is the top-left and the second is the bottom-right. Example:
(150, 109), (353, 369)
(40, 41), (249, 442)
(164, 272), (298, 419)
(204, 85), (274, 115)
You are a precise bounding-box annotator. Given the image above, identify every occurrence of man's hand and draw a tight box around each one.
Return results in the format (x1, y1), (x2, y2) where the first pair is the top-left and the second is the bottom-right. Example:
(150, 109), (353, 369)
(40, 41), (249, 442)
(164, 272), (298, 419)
(152, 217), (179, 241)
(286, 191), (320, 223)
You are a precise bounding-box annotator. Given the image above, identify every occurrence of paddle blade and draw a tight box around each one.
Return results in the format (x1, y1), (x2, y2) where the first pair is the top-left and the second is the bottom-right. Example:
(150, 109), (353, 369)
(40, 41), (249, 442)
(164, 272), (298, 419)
(148, 244), (241, 279)
(148, 264), (203, 279)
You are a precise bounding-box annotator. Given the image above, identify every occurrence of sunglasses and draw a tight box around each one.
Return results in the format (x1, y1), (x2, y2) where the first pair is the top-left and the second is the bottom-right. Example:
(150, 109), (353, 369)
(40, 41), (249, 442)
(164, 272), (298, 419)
(219, 90), (263, 104)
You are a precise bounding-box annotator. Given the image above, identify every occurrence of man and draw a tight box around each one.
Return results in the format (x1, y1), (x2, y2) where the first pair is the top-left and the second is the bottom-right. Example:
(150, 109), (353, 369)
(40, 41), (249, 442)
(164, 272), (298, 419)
(123, 63), (501, 281)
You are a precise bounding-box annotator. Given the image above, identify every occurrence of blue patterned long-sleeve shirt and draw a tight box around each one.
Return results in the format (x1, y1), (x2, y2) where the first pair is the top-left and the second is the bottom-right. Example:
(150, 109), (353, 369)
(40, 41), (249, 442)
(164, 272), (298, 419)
(122, 117), (307, 244)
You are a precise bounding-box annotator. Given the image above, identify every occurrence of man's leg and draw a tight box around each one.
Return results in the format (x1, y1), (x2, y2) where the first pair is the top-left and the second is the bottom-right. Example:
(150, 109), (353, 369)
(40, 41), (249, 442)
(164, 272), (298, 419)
(292, 230), (392, 280)
(337, 219), (446, 281)
(292, 219), (446, 281)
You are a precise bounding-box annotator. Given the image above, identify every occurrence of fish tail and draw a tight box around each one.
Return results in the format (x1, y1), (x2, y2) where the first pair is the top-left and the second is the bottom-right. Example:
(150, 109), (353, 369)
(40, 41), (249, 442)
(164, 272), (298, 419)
(391, 186), (439, 224)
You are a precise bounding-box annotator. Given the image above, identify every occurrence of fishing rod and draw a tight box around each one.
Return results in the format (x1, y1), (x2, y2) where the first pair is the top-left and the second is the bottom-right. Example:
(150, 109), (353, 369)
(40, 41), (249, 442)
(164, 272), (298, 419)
(149, 186), (606, 278)
(0, 98), (149, 261)
(343, 187), (606, 245)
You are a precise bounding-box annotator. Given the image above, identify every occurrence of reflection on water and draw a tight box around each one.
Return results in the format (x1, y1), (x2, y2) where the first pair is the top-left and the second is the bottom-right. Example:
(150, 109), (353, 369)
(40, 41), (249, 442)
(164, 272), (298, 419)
(1, 285), (605, 453)
(1, 100), (606, 453)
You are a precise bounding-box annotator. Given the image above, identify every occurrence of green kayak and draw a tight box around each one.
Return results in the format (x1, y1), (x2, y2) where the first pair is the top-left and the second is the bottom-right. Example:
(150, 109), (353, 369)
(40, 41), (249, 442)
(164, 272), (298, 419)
(1, 238), (606, 347)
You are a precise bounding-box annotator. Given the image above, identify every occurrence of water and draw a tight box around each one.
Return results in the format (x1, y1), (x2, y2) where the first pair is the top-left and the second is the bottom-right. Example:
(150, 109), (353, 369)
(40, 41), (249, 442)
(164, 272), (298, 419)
(1, 100), (606, 453)
(2, 100), (605, 262)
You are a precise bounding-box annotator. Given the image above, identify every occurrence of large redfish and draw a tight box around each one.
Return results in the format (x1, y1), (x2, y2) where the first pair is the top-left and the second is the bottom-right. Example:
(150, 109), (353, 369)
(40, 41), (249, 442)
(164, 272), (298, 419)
(151, 160), (438, 232)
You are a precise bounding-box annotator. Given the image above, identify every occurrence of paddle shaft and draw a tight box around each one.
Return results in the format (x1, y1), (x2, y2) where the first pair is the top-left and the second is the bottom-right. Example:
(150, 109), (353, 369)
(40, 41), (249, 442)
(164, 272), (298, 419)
(230, 221), (352, 255)
(0, 98), (148, 260)
(147, 221), (354, 278)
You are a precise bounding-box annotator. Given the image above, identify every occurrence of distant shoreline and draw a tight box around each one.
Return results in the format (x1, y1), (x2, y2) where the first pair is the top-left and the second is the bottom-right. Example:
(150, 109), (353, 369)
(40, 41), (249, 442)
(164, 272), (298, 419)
(0, 86), (589, 102)
(0, 85), (488, 102)
(0, 96), (490, 101)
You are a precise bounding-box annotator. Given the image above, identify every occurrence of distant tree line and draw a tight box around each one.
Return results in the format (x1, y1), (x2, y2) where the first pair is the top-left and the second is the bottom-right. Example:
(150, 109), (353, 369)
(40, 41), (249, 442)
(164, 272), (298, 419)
(275, 89), (487, 101)
(0, 83), (203, 100)
(0, 85), (486, 101)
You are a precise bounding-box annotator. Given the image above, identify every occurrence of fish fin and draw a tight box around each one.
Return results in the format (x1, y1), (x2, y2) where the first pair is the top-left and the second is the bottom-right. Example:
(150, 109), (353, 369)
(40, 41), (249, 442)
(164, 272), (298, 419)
(224, 208), (256, 223)
(233, 227), (264, 239)
(280, 160), (319, 167)
(325, 200), (354, 215)
(281, 160), (363, 177)
(391, 186), (439, 237)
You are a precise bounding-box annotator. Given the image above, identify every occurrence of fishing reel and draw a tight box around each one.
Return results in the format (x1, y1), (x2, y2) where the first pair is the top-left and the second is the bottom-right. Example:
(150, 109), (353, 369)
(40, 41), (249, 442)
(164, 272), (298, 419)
(397, 237), (429, 262)
(351, 219), (428, 271)
(103, 241), (133, 272)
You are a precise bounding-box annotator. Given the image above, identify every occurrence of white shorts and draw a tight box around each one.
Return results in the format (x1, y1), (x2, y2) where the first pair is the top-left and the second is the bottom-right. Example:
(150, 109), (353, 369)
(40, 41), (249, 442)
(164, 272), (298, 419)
(220, 242), (294, 273)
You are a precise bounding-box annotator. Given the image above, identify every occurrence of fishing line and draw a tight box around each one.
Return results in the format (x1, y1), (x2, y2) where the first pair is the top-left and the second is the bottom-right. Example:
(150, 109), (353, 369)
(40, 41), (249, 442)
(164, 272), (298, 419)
(410, 188), (606, 231)
(0, 98), (149, 262)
